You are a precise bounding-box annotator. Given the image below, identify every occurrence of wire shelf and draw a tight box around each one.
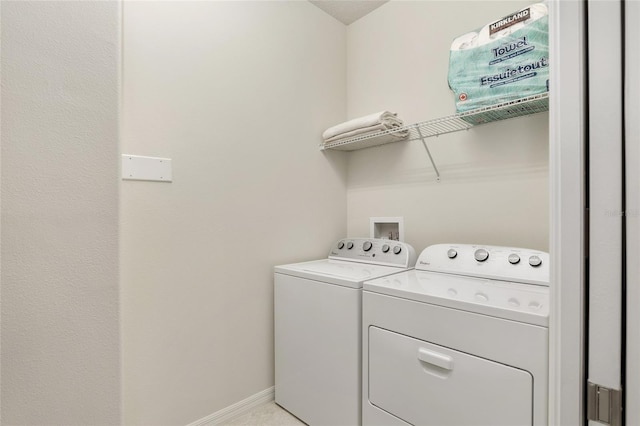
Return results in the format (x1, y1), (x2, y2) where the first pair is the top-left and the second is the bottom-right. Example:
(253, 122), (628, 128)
(320, 92), (549, 152)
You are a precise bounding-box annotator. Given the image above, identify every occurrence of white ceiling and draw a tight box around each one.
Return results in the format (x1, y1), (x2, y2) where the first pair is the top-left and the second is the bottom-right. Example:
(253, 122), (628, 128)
(309, 1), (389, 25)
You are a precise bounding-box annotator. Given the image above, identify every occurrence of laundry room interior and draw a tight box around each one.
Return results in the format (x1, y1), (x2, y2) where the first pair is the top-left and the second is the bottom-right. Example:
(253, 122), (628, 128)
(3, 0), (636, 425)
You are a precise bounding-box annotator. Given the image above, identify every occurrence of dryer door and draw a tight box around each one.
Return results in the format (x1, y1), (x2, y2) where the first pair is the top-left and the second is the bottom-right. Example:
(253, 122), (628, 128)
(368, 326), (533, 426)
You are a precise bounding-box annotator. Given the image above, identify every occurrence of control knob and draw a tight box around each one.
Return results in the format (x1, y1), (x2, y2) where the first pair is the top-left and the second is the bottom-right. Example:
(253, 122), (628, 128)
(508, 254), (520, 264)
(363, 241), (373, 252)
(447, 249), (457, 259)
(474, 248), (489, 262)
(529, 255), (542, 267)
(382, 244), (390, 253)
(337, 241), (345, 249)
(347, 242), (354, 250)
(393, 246), (402, 255)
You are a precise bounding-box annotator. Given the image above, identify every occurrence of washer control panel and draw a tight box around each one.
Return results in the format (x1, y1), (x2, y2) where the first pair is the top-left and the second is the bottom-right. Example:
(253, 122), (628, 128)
(416, 244), (549, 286)
(329, 238), (416, 268)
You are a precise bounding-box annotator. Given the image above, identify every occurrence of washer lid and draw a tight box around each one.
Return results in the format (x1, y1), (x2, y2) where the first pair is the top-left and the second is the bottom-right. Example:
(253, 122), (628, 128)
(364, 269), (549, 326)
(275, 259), (410, 289)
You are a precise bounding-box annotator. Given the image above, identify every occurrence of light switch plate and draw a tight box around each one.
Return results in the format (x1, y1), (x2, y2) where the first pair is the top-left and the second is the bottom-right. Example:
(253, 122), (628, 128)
(122, 154), (172, 182)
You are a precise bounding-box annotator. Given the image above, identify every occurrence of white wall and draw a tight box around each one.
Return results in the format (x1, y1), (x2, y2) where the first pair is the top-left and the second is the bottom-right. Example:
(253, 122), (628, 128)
(121, 2), (347, 424)
(346, 1), (549, 252)
(1, 1), (121, 424)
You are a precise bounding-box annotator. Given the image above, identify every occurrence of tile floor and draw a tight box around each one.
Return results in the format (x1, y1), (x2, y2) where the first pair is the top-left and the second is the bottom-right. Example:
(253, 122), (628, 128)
(221, 401), (306, 426)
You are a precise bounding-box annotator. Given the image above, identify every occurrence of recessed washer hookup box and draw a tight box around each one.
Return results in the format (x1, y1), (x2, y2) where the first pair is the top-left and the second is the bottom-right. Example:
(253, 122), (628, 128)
(448, 2), (549, 114)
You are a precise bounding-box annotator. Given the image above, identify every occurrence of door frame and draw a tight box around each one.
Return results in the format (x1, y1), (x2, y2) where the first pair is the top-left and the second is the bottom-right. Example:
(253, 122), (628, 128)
(625, 0), (640, 423)
(549, 0), (587, 425)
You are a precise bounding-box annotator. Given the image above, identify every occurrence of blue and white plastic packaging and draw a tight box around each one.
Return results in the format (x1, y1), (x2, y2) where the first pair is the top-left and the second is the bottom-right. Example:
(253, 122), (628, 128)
(448, 3), (549, 113)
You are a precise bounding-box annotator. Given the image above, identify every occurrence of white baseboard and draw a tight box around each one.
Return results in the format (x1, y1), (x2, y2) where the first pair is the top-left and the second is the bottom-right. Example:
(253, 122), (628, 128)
(186, 387), (275, 426)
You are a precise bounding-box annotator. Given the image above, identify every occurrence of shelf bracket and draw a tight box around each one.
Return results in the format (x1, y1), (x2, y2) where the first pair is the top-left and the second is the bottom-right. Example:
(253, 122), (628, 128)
(416, 126), (441, 182)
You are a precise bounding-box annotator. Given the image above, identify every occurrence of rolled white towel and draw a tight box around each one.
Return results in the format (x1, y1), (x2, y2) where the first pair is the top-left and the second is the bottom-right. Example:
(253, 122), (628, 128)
(322, 111), (404, 141)
(324, 122), (407, 143)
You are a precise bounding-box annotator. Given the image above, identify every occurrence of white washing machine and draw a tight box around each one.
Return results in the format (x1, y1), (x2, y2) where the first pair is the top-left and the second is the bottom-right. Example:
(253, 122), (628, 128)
(275, 238), (416, 426)
(362, 244), (550, 426)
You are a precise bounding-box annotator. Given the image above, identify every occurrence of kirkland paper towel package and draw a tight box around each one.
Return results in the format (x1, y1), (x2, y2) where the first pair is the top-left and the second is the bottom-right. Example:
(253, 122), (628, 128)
(448, 3), (549, 114)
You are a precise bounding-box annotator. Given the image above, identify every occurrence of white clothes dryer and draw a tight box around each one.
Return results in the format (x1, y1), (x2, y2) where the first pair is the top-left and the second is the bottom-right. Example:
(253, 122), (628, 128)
(275, 238), (416, 426)
(362, 244), (550, 426)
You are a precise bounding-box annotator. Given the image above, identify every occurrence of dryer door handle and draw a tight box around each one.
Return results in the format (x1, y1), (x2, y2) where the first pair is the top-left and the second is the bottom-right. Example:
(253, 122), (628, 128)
(417, 348), (454, 370)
